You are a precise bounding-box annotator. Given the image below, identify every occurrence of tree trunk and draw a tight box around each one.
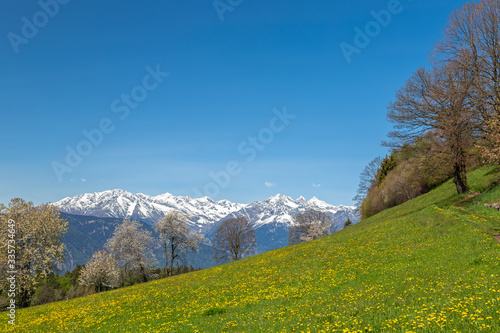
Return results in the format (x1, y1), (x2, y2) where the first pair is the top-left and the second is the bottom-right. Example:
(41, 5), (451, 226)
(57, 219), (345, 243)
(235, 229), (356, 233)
(169, 240), (174, 277)
(453, 162), (468, 194)
(20, 287), (30, 308)
(163, 242), (168, 277)
(140, 265), (148, 282)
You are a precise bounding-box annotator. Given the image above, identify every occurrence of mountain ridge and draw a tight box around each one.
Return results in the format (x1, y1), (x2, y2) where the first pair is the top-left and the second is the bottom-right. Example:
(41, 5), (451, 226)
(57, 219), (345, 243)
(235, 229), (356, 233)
(55, 189), (360, 255)
(55, 189), (358, 227)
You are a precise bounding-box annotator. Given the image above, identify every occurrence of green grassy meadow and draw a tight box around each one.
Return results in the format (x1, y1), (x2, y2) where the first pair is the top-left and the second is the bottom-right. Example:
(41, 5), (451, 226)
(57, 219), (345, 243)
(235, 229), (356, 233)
(3, 166), (500, 332)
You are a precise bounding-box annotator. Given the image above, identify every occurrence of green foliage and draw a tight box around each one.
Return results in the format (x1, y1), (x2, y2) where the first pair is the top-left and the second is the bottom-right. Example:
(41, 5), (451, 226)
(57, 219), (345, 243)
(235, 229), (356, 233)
(378, 154), (397, 185)
(62, 265), (83, 291)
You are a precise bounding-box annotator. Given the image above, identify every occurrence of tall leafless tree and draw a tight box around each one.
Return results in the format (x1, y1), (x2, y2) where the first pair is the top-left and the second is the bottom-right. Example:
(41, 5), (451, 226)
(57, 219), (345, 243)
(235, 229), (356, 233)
(434, 0), (500, 120)
(155, 210), (203, 276)
(106, 219), (156, 282)
(353, 157), (382, 206)
(433, 0), (500, 162)
(212, 217), (256, 263)
(385, 63), (479, 194)
(288, 209), (332, 245)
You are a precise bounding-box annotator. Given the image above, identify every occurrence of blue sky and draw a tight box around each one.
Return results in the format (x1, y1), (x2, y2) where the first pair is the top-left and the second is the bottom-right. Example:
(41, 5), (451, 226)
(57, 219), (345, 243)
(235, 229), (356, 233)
(0, 0), (473, 206)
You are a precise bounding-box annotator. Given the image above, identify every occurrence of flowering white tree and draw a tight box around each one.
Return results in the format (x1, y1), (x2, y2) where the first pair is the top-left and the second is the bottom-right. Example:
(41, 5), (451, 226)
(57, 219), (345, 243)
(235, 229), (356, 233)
(79, 249), (120, 292)
(479, 118), (500, 164)
(0, 199), (68, 307)
(288, 209), (332, 245)
(106, 219), (156, 282)
(155, 210), (204, 276)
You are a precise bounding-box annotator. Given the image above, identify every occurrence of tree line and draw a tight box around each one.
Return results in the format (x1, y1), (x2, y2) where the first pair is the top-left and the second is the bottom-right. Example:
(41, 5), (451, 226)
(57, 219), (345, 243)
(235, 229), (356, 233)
(356, 0), (500, 218)
(1, 198), (349, 309)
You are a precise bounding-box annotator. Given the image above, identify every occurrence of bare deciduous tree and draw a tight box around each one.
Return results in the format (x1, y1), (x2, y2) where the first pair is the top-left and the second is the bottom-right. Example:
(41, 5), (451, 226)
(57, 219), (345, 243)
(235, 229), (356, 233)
(212, 217), (256, 263)
(434, 0), (500, 120)
(353, 157), (382, 206)
(106, 219), (156, 282)
(0, 199), (68, 307)
(433, 0), (500, 165)
(79, 249), (120, 293)
(288, 209), (332, 245)
(155, 211), (203, 276)
(386, 64), (479, 194)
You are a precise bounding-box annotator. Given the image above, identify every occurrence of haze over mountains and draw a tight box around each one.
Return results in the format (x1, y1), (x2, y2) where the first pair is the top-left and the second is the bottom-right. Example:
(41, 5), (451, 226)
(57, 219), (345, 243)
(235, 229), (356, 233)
(55, 189), (360, 269)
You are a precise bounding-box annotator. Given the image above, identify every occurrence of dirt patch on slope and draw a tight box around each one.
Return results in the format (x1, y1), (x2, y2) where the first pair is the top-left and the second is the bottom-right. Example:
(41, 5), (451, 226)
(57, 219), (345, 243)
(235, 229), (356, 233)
(451, 192), (481, 206)
(484, 203), (500, 211)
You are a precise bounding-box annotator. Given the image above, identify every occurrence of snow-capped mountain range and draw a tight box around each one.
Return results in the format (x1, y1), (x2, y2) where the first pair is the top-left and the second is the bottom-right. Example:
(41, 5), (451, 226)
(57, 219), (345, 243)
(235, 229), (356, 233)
(55, 189), (246, 232)
(55, 189), (359, 231)
(219, 193), (358, 231)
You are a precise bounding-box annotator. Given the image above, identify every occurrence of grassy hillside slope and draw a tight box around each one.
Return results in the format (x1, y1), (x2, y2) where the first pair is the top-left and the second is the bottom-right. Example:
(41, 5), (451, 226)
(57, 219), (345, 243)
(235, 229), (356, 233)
(3, 166), (500, 332)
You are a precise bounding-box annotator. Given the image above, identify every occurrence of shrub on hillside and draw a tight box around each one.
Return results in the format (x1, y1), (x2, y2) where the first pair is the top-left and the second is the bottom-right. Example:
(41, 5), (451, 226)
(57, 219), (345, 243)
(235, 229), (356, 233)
(30, 284), (64, 306)
(380, 160), (425, 208)
(361, 185), (385, 219)
(360, 139), (454, 219)
(65, 285), (94, 300)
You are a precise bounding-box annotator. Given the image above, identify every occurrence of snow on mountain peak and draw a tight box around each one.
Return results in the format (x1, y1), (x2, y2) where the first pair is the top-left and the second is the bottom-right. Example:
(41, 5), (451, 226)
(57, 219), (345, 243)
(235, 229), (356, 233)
(55, 189), (248, 231)
(106, 189), (130, 196)
(266, 193), (292, 203)
(55, 189), (359, 234)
